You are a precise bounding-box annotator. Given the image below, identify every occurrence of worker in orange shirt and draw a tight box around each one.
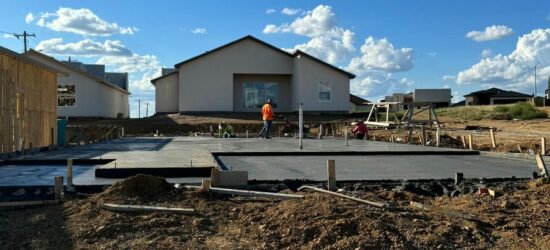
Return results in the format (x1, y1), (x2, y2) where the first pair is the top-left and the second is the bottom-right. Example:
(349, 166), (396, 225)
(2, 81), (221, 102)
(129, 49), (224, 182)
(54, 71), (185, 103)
(259, 98), (274, 139)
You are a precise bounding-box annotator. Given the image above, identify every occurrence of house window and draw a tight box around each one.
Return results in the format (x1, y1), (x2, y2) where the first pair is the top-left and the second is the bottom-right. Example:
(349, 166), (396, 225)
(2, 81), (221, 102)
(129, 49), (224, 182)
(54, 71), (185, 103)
(243, 82), (278, 109)
(57, 84), (76, 106)
(319, 81), (331, 102)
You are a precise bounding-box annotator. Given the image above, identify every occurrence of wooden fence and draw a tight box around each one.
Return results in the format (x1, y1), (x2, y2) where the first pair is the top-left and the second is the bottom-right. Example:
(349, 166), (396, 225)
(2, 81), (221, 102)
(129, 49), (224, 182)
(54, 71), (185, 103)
(0, 48), (57, 153)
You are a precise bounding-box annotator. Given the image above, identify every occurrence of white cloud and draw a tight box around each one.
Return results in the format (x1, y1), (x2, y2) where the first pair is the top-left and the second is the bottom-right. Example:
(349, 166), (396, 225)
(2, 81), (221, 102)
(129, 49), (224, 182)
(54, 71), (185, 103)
(96, 54), (161, 91)
(190, 28), (207, 34)
(25, 13), (34, 23)
(442, 75), (456, 81)
(35, 38), (132, 56)
(263, 5), (355, 64)
(266, 9), (276, 14)
(96, 54), (160, 73)
(281, 8), (301, 16)
(466, 25), (513, 42)
(456, 28), (550, 93)
(347, 37), (414, 72)
(128, 68), (161, 91)
(350, 71), (414, 99)
(1, 34), (15, 39)
(481, 49), (493, 58)
(35, 7), (137, 36)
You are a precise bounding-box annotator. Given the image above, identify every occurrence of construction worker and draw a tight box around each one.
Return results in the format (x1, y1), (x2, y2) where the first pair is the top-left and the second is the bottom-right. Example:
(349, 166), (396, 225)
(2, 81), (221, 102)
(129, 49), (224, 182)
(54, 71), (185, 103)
(352, 120), (368, 139)
(259, 98), (274, 139)
(219, 121), (234, 138)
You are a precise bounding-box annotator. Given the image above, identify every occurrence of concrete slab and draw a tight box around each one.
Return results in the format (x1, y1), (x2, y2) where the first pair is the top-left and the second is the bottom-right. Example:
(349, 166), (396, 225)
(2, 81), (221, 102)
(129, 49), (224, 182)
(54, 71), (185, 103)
(3, 136), (538, 185)
(217, 155), (538, 181)
(22, 137), (464, 169)
(0, 165), (207, 186)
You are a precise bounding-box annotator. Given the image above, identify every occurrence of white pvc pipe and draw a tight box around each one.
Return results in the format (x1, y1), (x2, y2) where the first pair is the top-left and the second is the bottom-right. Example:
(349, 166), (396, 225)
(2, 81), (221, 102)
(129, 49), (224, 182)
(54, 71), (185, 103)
(299, 102), (303, 150)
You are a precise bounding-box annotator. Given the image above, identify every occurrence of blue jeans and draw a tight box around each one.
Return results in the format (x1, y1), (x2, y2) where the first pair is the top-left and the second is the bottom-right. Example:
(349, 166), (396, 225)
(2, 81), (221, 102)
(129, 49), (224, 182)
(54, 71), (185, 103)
(260, 120), (272, 138)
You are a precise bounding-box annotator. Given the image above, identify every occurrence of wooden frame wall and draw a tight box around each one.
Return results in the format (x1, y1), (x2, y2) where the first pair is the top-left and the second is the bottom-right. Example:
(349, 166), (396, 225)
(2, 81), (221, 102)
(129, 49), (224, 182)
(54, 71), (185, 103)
(0, 50), (57, 153)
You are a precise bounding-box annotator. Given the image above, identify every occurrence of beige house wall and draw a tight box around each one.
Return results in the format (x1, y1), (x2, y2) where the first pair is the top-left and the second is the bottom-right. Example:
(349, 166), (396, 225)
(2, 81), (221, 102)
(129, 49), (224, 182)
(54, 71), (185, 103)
(155, 73), (179, 113)
(292, 54), (350, 112)
(177, 39), (293, 112)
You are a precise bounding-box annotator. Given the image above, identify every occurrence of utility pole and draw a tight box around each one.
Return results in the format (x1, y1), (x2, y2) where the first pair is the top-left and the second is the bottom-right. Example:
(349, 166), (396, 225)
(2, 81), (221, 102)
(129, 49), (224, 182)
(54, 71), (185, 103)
(533, 65), (537, 106)
(14, 31), (35, 52)
(535, 65), (537, 97)
(138, 99), (141, 118)
(146, 101), (149, 117)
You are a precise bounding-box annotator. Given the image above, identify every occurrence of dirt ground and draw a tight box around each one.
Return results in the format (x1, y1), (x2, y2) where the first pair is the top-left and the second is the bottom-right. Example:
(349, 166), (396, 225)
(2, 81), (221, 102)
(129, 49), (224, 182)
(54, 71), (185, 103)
(1, 175), (549, 249)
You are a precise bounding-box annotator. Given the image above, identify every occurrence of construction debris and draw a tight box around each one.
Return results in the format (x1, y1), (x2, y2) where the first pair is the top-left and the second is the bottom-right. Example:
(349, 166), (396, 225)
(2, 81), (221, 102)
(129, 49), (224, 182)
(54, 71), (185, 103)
(185, 185), (304, 200)
(297, 185), (390, 209)
(100, 203), (194, 214)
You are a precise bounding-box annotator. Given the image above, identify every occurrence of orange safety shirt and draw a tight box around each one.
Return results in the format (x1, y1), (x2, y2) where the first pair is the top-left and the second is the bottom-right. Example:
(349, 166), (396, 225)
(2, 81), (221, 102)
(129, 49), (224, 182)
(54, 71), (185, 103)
(262, 103), (273, 121)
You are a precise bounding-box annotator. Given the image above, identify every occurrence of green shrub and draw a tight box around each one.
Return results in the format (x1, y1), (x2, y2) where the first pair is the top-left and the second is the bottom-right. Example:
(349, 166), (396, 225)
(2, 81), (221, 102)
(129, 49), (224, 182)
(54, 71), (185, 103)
(492, 102), (548, 120)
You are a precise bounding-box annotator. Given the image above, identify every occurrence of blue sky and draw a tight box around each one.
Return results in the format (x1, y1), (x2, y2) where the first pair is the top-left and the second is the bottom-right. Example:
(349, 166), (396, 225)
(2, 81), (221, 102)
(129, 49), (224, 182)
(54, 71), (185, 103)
(2, 0), (550, 117)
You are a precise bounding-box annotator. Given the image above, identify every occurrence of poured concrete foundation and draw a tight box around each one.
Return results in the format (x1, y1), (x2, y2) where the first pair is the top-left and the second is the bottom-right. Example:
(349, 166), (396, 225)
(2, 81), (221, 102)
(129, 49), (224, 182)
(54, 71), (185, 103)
(0, 137), (540, 187)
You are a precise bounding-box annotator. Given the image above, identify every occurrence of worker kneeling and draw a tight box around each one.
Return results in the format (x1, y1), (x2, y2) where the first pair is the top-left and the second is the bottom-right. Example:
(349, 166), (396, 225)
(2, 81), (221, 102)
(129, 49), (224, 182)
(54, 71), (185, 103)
(219, 121), (235, 138)
(352, 120), (368, 140)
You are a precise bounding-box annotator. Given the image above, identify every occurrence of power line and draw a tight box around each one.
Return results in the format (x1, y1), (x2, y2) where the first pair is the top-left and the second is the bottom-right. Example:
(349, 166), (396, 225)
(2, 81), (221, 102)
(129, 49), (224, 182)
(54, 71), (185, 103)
(13, 31), (36, 52)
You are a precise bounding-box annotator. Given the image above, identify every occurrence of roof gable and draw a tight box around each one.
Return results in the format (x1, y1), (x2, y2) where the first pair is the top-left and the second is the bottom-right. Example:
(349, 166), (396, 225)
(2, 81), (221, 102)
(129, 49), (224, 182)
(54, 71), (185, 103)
(174, 35), (293, 68)
(173, 35), (355, 79)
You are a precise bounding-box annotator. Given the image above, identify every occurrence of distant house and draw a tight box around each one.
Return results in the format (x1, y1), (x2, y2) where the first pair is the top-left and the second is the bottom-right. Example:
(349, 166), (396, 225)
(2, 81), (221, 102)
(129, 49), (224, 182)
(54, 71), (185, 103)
(382, 89), (451, 111)
(151, 35), (355, 114)
(463, 87), (531, 106)
(413, 89), (452, 107)
(25, 50), (130, 118)
(349, 94), (371, 113)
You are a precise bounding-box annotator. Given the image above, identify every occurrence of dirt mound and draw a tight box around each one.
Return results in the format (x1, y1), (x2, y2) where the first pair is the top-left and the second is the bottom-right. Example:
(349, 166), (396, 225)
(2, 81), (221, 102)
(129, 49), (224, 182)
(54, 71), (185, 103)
(98, 174), (175, 201)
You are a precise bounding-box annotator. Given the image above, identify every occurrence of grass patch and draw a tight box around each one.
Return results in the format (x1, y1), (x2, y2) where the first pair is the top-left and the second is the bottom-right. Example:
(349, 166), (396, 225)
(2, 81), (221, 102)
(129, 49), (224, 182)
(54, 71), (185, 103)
(436, 106), (496, 120)
(492, 102), (548, 120)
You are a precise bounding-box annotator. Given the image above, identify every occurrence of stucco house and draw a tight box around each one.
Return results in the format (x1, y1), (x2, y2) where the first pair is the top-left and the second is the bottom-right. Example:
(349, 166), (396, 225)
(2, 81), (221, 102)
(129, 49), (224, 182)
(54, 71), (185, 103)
(25, 50), (130, 118)
(151, 35), (355, 114)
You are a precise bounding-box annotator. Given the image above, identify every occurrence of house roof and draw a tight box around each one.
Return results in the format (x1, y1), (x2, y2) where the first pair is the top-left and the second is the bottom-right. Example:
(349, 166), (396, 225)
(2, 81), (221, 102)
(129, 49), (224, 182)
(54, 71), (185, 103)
(0, 46), (66, 74)
(292, 50), (356, 79)
(350, 94), (370, 105)
(463, 87), (531, 98)
(25, 49), (131, 95)
(150, 70), (178, 84)
(172, 35), (356, 79)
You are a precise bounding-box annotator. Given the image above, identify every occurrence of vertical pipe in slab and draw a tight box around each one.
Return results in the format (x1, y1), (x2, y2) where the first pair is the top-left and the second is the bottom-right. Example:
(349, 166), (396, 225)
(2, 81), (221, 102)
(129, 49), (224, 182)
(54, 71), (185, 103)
(436, 127), (440, 147)
(327, 160), (336, 191)
(67, 158), (74, 190)
(299, 102), (303, 150)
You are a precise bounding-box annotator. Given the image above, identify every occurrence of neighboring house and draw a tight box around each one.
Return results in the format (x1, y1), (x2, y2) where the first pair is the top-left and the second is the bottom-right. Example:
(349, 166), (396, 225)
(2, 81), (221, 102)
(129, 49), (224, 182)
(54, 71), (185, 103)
(25, 50), (130, 118)
(382, 89), (450, 111)
(413, 89), (452, 107)
(349, 94), (371, 113)
(151, 35), (355, 114)
(463, 87), (532, 106)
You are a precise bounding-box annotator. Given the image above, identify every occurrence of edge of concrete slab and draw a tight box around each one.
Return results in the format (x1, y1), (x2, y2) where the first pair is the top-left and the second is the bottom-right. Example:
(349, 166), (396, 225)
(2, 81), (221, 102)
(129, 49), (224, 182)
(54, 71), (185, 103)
(480, 151), (550, 162)
(95, 167), (213, 179)
(211, 150), (480, 157)
(0, 159), (115, 166)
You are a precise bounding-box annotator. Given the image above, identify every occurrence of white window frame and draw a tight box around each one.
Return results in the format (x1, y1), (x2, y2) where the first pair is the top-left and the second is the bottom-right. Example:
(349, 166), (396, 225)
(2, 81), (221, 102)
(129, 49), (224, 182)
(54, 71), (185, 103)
(318, 81), (331, 102)
(57, 84), (77, 107)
